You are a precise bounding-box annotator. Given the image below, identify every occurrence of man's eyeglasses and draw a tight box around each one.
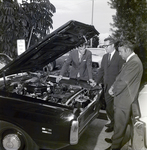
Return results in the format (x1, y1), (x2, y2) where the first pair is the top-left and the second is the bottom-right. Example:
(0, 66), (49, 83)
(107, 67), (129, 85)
(104, 44), (111, 48)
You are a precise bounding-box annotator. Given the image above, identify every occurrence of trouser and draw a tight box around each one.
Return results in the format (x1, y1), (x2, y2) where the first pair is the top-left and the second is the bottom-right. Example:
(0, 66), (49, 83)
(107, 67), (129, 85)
(104, 88), (114, 127)
(112, 106), (131, 149)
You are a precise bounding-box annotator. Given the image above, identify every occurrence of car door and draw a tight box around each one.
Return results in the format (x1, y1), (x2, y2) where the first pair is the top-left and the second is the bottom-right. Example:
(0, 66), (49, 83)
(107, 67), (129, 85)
(132, 84), (147, 150)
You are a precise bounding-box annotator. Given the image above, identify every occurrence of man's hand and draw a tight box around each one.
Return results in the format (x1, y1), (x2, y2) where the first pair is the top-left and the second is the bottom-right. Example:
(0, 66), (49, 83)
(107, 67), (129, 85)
(56, 75), (63, 83)
(89, 79), (97, 87)
(109, 86), (114, 97)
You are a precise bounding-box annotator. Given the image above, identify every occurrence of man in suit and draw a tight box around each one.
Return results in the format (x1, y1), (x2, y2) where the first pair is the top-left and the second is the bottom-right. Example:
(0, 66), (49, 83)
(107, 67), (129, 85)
(96, 37), (125, 133)
(56, 42), (96, 87)
(105, 41), (143, 150)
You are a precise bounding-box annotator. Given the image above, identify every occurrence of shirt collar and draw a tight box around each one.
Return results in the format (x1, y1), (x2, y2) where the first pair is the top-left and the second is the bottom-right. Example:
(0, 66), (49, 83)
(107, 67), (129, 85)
(78, 49), (86, 56)
(109, 50), (116, 59)
(126, 52), (135, 62)
(110, 50), (115, 56)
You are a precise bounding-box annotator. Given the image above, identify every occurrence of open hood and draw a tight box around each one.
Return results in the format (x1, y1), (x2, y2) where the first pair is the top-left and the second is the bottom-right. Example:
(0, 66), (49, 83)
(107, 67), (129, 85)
(0, 20), (99, 77)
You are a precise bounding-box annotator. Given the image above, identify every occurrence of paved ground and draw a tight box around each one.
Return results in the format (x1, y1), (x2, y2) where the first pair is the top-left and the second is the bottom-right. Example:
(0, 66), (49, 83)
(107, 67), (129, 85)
(60, 110), (110, 150)
(61, 119), (109, 150)
(60, 110), (131, 150)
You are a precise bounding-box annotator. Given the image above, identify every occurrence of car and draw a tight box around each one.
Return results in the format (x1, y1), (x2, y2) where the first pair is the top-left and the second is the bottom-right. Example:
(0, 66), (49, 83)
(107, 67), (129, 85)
(51, 52), (70, 71)
(48, 47), (105, 71)
(87, 47), (106, 68)
(0, 20), (103, 150)
(131, 83), (147, 150)
(0, 53), (12, 69)
(98, 44), (106, 48)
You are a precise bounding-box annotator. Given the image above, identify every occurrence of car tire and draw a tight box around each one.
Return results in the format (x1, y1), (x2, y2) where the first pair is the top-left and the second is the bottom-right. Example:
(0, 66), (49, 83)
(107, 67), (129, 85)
(0, 121), (39, 150)
(92, 62), (99, 68)
(47, 61), (56, 71)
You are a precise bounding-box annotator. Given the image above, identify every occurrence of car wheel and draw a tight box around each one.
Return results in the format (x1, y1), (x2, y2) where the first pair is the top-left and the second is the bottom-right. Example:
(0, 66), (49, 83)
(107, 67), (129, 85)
(92, 62), (99, 68)
(0, 121), (39, 150)
(47, 61), (56, 71)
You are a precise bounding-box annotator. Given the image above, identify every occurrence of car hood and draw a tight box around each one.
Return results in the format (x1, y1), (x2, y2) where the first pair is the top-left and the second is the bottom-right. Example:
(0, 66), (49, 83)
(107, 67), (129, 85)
(0, 20), (99, 77)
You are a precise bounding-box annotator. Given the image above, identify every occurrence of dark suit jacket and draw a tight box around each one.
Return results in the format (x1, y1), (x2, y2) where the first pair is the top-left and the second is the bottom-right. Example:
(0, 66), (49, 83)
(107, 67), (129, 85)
(60, 49), (93, 80)
(113, 54), (143, 109)
(97, 51), (125, 91)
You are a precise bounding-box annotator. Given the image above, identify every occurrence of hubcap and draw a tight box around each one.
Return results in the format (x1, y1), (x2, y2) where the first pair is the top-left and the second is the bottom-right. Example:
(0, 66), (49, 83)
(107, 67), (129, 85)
(3, 134), (21, 150)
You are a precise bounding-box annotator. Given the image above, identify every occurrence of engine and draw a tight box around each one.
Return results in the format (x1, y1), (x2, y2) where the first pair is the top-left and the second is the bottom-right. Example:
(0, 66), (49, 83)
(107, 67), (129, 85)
(1, 72), (100, 110)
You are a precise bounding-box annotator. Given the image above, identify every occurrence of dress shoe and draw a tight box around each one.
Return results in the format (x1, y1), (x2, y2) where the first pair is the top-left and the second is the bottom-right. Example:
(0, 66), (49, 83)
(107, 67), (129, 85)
(105, 123), (112, 127)
(105, 127), (113, 132)
(105, 138), (112, 143)
(105, 146), (120, 150)
(105, 146), (111, 150)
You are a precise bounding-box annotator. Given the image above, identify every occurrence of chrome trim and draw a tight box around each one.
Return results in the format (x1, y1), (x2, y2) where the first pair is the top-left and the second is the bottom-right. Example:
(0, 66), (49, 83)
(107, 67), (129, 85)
(70, 120), (79, 145)
(42, 127), (52, 135)
(65, 89), (84, 105)
(77, 90), (102, 132)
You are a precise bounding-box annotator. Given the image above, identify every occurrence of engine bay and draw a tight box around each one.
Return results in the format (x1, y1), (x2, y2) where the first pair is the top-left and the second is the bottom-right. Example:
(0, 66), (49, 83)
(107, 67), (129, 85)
(0, 71), (101, 112)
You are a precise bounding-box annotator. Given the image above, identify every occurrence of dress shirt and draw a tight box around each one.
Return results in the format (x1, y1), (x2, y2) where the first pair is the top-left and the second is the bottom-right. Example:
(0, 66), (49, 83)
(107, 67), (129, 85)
(126, 52), (135, 62)
(77, 51), (83, 77)
(109, 50), (116, 60)
(78, 51), (83, 62)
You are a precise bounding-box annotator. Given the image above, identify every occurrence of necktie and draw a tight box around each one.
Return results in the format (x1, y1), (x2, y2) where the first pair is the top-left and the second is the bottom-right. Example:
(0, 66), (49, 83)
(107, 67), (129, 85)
(118, 62), (126, 73)
(121, 62), (126, 70)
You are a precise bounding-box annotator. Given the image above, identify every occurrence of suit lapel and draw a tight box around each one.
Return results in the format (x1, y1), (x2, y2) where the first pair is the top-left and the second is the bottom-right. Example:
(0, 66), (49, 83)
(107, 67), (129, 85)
(110, 51), (117, 64)
(107, 51), (118, 67)
(119, 55), (137, 73)
(107, 54), (110, 66)
(75, 50), (81, 64)
(79, 50), (87, 63)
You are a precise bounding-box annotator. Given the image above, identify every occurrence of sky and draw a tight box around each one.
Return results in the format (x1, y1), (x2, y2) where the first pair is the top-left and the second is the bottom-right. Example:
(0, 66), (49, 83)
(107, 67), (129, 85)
(50, 0), (116, 44)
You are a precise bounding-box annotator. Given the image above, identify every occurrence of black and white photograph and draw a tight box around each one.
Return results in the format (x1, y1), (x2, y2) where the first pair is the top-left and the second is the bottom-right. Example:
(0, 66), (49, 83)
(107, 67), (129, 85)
(0, 0), (147, 150)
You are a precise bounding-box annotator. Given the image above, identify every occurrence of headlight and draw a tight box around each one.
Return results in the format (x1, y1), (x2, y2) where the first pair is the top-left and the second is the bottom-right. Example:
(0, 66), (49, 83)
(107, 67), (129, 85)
(3, 134), (21, 150)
